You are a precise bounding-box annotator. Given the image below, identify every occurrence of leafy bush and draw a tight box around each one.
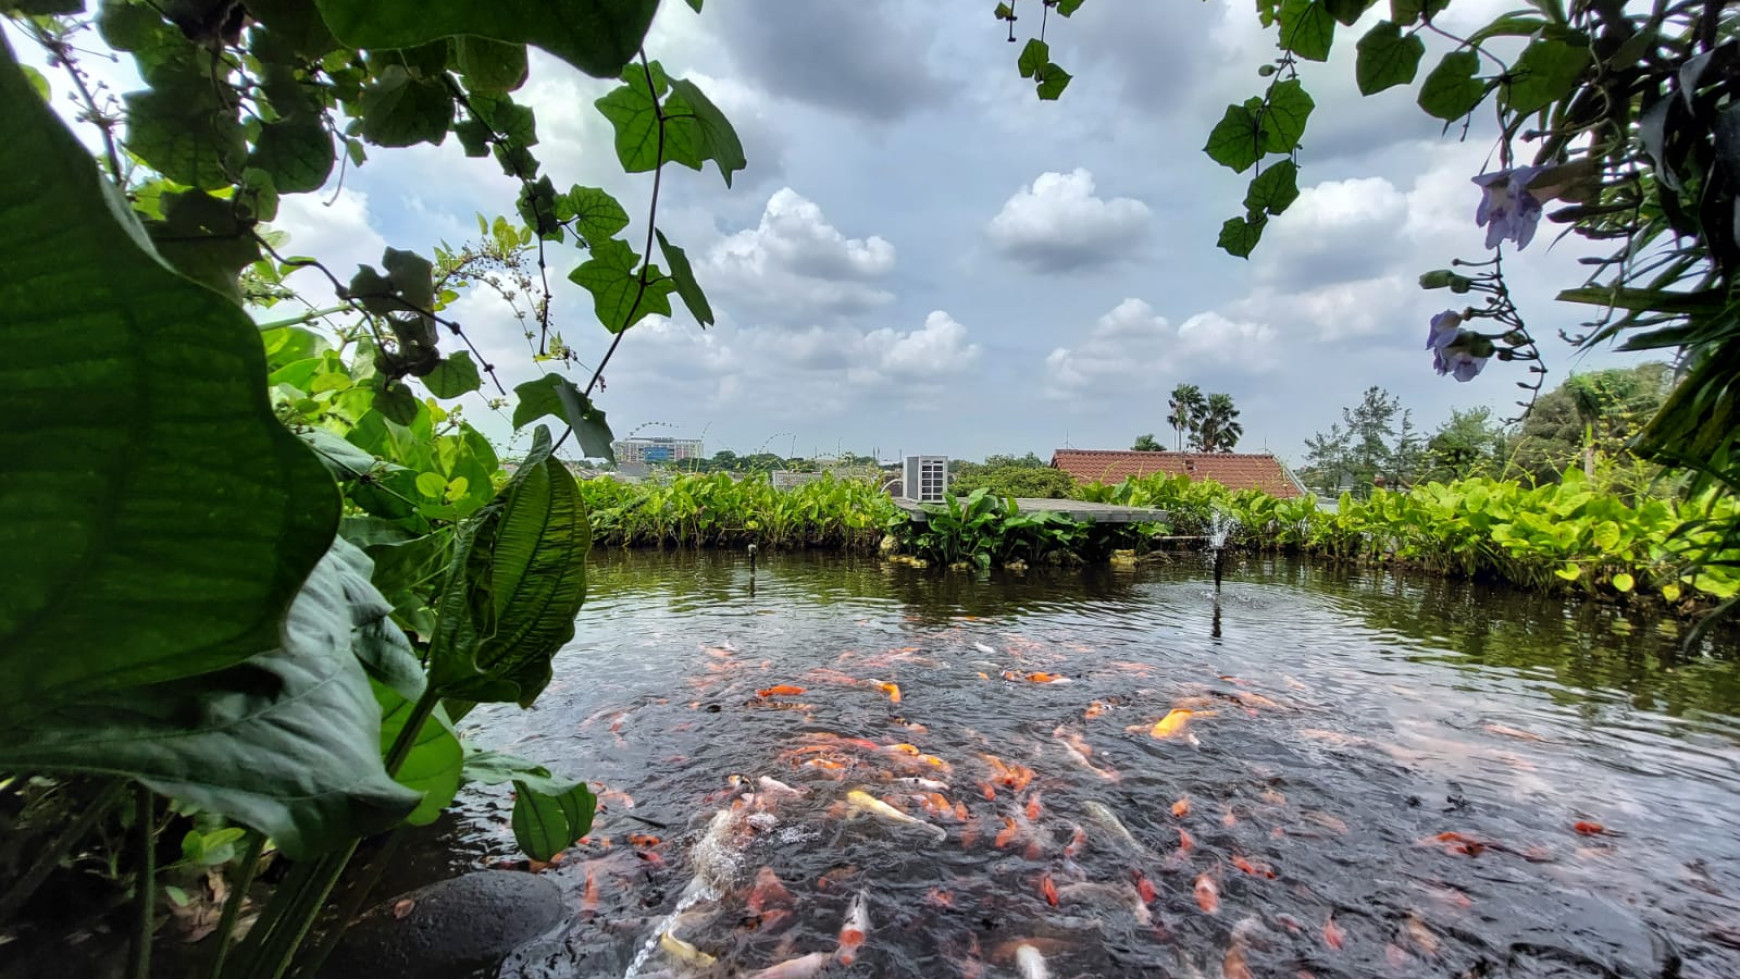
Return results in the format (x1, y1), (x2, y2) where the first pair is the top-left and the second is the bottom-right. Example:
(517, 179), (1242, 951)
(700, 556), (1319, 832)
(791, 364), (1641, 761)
(580, 472), (898, 550)
(949, 465), (1076, 499)
(891, 488), (1088, 568)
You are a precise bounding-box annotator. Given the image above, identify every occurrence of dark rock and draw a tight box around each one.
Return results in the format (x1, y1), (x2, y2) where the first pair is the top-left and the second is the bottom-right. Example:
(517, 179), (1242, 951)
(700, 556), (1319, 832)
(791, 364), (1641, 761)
(324, 870), (565, 979)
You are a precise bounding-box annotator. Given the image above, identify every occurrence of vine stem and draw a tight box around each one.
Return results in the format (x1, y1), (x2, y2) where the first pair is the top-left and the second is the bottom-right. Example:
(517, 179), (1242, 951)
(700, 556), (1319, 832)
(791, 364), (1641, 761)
(27, 23), (125, 186)
(132, 785), (155, 979)
(0, 779), (128, 924)
(208, 831), (266, 979)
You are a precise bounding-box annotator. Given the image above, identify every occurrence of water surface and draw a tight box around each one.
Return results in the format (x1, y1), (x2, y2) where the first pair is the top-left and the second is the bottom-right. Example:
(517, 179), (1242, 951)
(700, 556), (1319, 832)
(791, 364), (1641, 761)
(424, 552), (1740, 978)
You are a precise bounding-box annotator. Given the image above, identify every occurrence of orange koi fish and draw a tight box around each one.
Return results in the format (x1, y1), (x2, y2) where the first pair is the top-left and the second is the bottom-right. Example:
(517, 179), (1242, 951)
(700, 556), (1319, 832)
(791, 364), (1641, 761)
(1132, 869), (1158, 904)
(1404, 912), (1440, 956)
(877, 681), (902, 703)
(1223, 943), (1253, 979)
(1063, 824), (1087, 861)
(581, 866), (600, 914)
(1323, 913), (1346, 949)
(627, 833), (661, 848)
(757, 685), (806, 698)
(1025, 792), (1043, 822)
(1194, 873), (1219, 913)
(925, 887), (954, 909)
(747, 867), (793, 914)
(1178, 827), (1196, 853)
(1418, 831), (1486, 856)
(884, 743), (922, 756)
(1573, 820), (1605, 836)
(994, 816), (1020, 849)
(1171, 797), (1192, 818)
(1232, 854), (1276, 878)
(1038, 872), (1059, 907)
(836, 892), (869, 965)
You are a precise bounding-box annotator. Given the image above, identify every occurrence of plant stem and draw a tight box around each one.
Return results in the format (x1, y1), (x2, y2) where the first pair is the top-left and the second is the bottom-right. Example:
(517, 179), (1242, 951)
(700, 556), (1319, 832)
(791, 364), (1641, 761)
(291, 827), (406, 977)
(0, 778), (127, 925)
(133, 785), (156, 979)
(208, 831), (266, 979)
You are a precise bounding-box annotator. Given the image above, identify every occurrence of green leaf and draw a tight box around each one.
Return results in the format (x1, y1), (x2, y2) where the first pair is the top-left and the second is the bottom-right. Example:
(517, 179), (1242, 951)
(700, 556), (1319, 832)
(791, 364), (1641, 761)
(1261, 79), (1315, 153)
(247, 0), (340, 57)
(511, 779), (596, 860)
(1218, 214), (1267, 258)
(1035, 63), (1072, 100)
(376, 685), (463, 825)
(248, 112), (335, 194)
(145, 189), (262, 302)
(1390, 0), (1447, 25)
(569, 236), (673, 333)
(1203, 103), (1261, 173)
(512, 375), (616, 462)
(1244, 160), (1300, 215)
(424, 351), (483, 398)
(1555, 564), (1582, 581)
(1611, 572), (1635, 593)
(560, 185), (630, 245)
(21, 63), (48, 100)
(428, 427), (591, 707)
(655, 229), (713, 327)
(358, 65), (455, 148)
(594, 72), (661, 172)
(666, 77), (746, 187)
(686, 0), (702, 9)
(1355, 21), (1425, 95)
(315, 0), (656, 78)
(3, 540), (420, 858)
(1324, 0), (1375, 26)
(0, 37), (339, 711)
(1418, 50), (1486, 120)
(1018, 38), (1048, 79)
(416, 472), (449, 498)
(124, 82), (247, 190)
(1056, 0), (1084, 13)
(1504, 39), (1590, 115)
(456, 36), (529, 94)
(1278, 0), (1336, 61)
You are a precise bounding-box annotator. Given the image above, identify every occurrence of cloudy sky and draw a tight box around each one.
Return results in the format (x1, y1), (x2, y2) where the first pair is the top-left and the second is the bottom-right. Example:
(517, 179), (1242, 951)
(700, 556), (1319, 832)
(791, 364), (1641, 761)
(20, 0), (1650, 464)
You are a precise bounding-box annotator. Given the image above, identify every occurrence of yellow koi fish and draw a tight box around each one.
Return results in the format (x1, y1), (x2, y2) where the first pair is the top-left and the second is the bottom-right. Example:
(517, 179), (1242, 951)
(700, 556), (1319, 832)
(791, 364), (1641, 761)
(846, 789), (947, 841)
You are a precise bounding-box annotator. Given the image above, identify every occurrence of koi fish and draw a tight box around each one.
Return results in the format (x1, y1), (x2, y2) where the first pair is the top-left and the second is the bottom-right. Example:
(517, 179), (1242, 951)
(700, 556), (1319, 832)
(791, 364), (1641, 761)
(1323, 913), (1345, 949)
(1151, 709), (1195, 740)
(1063, 823), (1087, 861)
(1083, 800), (1143, 853)
(1172, 797), (1192, 818)
(1194, 873), (1219, 913)
(1484, 723), (1545, 742)
(1038, 872), (1059, 907)
(757, 685), (806, 697)
(846, 789), (946, 841)
(877, 681), (902, 703)
(1232, 855), (1275, 878)
(974, 642), (997, 656)
(995, 816), (1020, 849)
(1025, 791), (1043, 821)
(581, 866), (600, 914)
(1054, 729), (1120, 782)
(660, 931), (717, 967)
(980, 754), (1034, 792)
(1417, 831), (1486, 856)
(1405, 913), (1440, 956)
(628, 833), (661, 848)
(746, 951), (832, 979)
(1002, 670), (1071, 683)
(1223, 943), (1253, 979)
(1222, 807), (1239, 828)
(1084, 700), (1110, 719)
(892, 776), (951, 792)
(1057, 881), (1149, 925)
(837, 891), (869, 964)
(1014, 944), (1050, 979)
(1232, 690), (1283, 710)
(1573, 820), (1605, 836)
(758, 776), (807, 798)
(1133, 869), (1158, 904)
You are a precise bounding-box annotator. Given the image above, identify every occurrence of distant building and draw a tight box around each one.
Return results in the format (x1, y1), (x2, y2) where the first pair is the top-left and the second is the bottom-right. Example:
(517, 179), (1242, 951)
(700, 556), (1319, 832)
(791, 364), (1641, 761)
(1050, 449), (1307, 499)
(613, 436), (703, 465)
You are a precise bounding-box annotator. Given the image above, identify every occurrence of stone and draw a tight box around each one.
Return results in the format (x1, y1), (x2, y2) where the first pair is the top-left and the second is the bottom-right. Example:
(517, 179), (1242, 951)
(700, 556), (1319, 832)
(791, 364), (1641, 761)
(324, 870), (565, 979)
(1499, 891), (1680, 978)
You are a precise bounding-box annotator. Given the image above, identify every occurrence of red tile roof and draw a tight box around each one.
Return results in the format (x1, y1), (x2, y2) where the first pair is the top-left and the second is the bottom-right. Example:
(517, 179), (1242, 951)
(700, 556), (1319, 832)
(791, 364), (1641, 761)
(1050, 449), (1306, 498)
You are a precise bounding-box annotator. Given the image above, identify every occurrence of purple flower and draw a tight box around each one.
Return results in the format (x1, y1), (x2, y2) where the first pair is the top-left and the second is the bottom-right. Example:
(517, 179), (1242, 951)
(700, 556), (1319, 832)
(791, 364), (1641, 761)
(1431, 331), (1492, 382)
(1472, 166), (1543, 250)
(1427, 309), (1462, 350)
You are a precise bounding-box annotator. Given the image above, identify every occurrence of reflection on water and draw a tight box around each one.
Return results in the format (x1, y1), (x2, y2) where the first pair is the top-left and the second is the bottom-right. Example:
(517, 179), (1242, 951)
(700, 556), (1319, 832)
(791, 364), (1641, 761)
(414, 551), (1740, 979)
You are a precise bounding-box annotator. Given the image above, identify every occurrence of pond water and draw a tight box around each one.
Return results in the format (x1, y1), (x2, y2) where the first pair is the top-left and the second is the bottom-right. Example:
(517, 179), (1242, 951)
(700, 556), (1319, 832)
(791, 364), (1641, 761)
(419, 551), (1740, 979)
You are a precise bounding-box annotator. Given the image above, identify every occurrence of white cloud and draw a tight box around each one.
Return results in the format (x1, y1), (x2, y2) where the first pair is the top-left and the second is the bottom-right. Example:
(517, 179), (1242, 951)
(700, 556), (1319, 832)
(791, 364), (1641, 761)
(268, 189), (389, 304)
(862, 310), (981, 379)
(704, 188), (897, 322)
(1043, 298), (1277, 400)
(987, 168), (1151, 272)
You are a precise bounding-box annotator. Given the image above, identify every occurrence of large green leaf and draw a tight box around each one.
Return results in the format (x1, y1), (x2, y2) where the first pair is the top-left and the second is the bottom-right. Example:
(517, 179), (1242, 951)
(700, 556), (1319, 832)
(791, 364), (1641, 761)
(2, 540), (421, 858)
(1244, 160), (1300, 215)
(511, 779), (596, 860)
(1418, 50), (1486, 120)
(666, 77), (746, 187)
(315, 0), (657, 79)
(559, 185), (630, 245)
(512, 374), (616, 462)
(655, 229), (714, 327)
(1204, 103), (1261, 173)
(376, 684), (463, 825)
(1218, 213), (1267, 258)
(569, 236), (674, 332)
(0, 36), (339, 712)
(428, 426), (590, 707)
(1504, 39), (1590, 115)
(1278, 0), (1335, 61)
(1354, 21), (1425, 95)
(1261, 80), (1315, 153)
(357, 65), (455, 148)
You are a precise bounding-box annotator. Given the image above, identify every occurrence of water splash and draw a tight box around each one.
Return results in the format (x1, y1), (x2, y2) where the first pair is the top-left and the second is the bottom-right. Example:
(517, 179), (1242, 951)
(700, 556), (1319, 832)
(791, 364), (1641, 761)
(622, 807), (749, 979)
(1206, 507), (1237, 550)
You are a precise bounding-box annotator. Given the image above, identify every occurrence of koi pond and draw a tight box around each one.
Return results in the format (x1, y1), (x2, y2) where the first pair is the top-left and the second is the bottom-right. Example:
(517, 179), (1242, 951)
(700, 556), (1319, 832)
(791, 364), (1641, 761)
(408, 551), (1740, 979)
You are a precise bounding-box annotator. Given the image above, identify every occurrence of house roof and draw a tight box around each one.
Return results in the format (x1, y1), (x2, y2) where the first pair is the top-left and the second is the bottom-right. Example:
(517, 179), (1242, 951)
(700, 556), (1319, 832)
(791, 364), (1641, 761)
(1050, 449), (1306, 498)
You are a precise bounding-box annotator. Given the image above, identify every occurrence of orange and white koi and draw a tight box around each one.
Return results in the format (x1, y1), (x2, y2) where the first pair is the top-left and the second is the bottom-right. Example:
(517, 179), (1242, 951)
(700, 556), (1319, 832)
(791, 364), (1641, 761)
(746, 951), (832, 979)
(1194, 872), (1220, 913)
(846, 789), (946, 841)
(892, 776), (951, 792)
(836, 891), (870, 964)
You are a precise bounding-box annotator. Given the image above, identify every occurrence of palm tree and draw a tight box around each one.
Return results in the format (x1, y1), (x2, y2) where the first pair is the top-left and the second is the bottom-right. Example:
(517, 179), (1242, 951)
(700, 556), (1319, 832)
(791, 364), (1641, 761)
(1167, 384), (1205, 451)
(1132, 434), (1162, 451)
(1192, 392), (1243, 452)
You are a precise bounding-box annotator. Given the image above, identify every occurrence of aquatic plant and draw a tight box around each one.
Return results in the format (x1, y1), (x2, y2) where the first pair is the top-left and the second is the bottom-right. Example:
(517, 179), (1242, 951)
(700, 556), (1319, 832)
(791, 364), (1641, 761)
(893, 488), (1088, 569)
(581, 472), (899, 550)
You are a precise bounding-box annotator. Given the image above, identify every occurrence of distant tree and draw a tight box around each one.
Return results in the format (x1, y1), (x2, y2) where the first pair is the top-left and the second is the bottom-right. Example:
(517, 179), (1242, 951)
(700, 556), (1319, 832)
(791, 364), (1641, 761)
(1301, 423), (1351, 495)
(1392, 409), (1424, 486)
(1304, 386), (1420, 495)
(983, 452), (1048, 469)
(1510, 364), (1672, 487)
(1132, 433), (1162, 451)
(1344, 386), (1400, 484)
(949, 465), (1075, 499)
(1424, 406), (1511, 481)
(1191, 392), (1243, 452)
(1167, 384), (1206, 450)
